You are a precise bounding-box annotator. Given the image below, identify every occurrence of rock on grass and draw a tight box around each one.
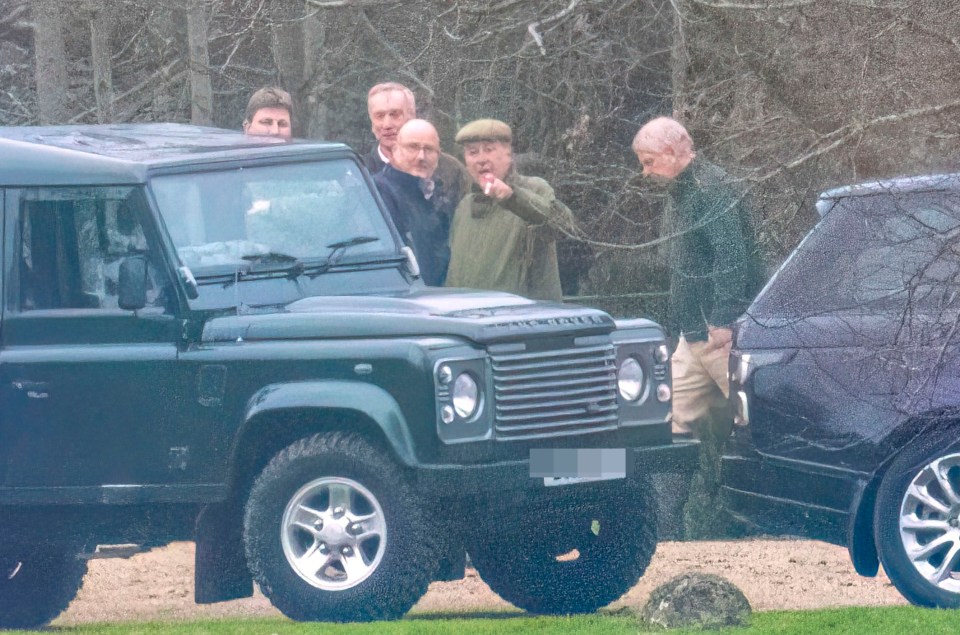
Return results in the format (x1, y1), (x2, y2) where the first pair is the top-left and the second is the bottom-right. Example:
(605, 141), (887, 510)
(641, 572), (751, 630)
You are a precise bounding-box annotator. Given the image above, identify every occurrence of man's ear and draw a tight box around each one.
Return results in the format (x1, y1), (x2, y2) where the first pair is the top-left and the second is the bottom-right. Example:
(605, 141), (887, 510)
(242, 120), (250, 133)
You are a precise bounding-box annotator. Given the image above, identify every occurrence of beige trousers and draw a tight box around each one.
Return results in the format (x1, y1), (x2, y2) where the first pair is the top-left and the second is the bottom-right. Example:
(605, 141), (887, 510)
(670, 335), (731, 435)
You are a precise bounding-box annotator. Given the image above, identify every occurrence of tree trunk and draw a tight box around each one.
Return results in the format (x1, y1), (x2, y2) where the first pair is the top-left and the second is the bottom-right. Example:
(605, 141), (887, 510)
(33, 0), (69, 124)
(185, 0), (213, 125)
(301, 2), (327, 138)
(270, 4), (304, 133)
(89, 3), (114, 123)
(668, 0), (690, 122)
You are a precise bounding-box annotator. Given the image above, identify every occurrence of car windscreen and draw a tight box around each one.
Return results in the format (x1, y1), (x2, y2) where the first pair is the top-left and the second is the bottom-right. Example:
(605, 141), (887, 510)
(751, 190), (960, 318)
(149, 159), (397, 277)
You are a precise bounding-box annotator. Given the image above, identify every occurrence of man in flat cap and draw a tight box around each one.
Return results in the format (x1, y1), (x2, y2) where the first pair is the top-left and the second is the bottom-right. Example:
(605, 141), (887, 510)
(374, 119), (456, 285)
(445, 119), (575, 301)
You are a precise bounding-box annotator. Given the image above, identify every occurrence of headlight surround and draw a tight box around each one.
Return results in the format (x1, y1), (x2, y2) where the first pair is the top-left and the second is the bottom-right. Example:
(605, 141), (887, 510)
(452, 372), (480, 419)
(617, 357), (645, 402)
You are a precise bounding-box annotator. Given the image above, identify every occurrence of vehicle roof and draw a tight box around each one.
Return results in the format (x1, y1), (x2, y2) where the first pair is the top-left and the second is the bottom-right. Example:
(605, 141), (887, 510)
(819, 172), (960, 201)
(816, 172), (960, 216)
(0, 123), (354, 187)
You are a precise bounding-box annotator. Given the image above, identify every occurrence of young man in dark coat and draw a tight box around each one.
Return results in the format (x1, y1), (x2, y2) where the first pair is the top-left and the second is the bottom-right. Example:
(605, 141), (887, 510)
(373, 119), (457, 286)
(242, 87), (293, 139)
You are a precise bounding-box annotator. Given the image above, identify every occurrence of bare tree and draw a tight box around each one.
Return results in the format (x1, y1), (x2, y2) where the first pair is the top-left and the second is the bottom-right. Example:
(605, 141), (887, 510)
(33, 0), (69, 124)
(301, 4), (329, 139)
(88, 1), (115, 123)
(185, 0), (213, 125)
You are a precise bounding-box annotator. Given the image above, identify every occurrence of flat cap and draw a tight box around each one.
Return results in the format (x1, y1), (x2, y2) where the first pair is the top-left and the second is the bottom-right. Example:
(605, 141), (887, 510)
(455, 119), (512, 144)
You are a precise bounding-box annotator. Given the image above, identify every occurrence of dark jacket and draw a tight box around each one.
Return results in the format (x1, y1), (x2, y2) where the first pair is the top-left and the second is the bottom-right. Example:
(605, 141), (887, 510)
(374, 165), (458, 286)
(665, 157), (766, 341)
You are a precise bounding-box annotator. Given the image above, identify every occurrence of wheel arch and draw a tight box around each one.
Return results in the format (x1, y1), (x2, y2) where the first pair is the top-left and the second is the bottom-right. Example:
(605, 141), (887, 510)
(195, 381), (418, 606)
(229, 380), (418, 495)
(848, 410), (960, 577)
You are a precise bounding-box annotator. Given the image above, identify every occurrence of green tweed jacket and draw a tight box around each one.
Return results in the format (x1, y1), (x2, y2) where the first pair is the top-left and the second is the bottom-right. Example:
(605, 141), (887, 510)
(445, 171), (575, 302)
(665, 158), (766, 342)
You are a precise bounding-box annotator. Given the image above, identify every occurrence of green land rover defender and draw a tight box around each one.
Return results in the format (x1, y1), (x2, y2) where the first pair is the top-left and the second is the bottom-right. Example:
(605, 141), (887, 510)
(0, 124), (693, 628)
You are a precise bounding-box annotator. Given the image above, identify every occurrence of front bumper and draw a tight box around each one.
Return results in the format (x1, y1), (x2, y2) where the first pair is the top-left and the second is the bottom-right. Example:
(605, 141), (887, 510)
(414, 438), (699, 496)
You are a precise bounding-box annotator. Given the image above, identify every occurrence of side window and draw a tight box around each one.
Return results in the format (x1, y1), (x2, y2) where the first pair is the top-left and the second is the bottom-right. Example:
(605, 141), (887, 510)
(18, 186), (172, 312)
(754, 190), (960, 318)
(845, 201), (960, 308)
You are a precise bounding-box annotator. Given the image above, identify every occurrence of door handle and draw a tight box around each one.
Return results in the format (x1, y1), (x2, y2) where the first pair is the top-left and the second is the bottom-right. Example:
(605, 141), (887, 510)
(11, 380), (49, 399)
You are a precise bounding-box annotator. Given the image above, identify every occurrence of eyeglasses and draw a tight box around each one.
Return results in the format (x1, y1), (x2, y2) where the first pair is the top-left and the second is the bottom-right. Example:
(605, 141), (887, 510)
(399, 143), (439, 156)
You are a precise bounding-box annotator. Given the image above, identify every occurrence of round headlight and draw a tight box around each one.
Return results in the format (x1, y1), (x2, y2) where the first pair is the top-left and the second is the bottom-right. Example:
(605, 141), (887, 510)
(617, 357), (645, 402)
(452, 373), (480, 419)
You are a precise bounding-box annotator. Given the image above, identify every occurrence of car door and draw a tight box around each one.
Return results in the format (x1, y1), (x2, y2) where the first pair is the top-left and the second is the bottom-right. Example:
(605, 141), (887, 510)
(0, 185), (189, 496)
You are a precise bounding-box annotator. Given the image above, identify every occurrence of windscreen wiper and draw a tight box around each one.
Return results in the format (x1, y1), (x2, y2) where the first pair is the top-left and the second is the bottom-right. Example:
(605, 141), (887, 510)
(326, 236), (380, 251)
(305, 236), (381, 277)
(240, 251), (305, 277)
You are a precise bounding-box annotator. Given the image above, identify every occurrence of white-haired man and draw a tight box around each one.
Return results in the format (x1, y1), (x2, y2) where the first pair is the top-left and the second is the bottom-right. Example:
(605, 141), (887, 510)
(632, 116), (765, 438)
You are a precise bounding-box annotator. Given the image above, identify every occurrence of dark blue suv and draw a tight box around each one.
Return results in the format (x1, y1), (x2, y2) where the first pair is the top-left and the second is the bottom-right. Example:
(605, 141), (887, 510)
(725, 173), (960, 608)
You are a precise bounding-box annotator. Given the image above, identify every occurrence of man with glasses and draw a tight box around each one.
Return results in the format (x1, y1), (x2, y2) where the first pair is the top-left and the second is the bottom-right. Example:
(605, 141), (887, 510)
(374, 119), (459, 285)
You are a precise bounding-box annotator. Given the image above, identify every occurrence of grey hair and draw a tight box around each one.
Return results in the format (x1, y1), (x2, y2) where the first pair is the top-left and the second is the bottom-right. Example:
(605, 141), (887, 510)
(632, 116), (694, 156)
(367, 82), (417, 117)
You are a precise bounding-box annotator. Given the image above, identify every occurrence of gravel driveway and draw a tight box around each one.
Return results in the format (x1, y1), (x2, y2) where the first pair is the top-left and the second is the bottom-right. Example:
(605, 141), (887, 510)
(54, 538), (907, 625)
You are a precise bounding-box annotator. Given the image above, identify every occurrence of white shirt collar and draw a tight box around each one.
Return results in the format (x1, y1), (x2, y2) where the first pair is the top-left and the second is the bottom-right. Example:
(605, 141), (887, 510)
(378, 144), (390, 165)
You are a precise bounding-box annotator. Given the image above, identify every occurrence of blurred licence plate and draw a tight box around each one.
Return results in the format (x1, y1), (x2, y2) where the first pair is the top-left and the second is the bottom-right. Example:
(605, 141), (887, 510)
(529, 448), (627, 487)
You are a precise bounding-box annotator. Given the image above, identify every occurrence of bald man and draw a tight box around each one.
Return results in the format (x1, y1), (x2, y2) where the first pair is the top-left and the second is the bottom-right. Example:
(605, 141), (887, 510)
(632, 116), (764, 437)
(374, 119), (462, 285)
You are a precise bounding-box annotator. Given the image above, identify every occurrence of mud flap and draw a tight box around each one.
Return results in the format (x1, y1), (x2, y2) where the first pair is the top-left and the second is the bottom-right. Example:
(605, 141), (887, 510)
(195, 503), (253, 604)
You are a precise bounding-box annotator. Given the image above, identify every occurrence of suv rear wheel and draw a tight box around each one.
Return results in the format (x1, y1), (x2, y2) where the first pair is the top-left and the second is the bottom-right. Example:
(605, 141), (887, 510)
(875, 438), (960, 607)
(243, 432), (439, 622)
(0, 548), (87, 629)
(467, 478), (657, 614)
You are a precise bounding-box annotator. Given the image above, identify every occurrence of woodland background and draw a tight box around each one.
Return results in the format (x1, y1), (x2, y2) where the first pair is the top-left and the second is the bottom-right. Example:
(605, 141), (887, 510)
(3, 0), (960, 317)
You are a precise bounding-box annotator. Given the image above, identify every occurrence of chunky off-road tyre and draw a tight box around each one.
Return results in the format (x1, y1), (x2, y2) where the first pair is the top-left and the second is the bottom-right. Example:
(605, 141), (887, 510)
(0, 548), (88, 629)
(875, 436), (960, 608)
(467, 477), (657, 614)
(243, 432), (439, 622)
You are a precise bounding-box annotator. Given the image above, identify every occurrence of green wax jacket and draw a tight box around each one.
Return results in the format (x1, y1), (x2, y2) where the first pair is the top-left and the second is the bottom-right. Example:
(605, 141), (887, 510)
(445, 171), (575, 302)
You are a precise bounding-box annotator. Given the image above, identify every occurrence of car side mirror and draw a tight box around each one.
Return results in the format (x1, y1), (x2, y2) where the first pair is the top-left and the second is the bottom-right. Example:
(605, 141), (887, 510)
(118, 255), (148, 311)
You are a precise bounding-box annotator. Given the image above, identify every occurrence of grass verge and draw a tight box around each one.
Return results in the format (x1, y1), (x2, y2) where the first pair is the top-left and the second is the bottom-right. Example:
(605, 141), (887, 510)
(7, 606), (960, 635)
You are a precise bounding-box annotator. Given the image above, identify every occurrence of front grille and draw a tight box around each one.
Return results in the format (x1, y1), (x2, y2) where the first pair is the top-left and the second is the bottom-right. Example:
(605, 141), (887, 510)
(490, 343), (619, 440)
